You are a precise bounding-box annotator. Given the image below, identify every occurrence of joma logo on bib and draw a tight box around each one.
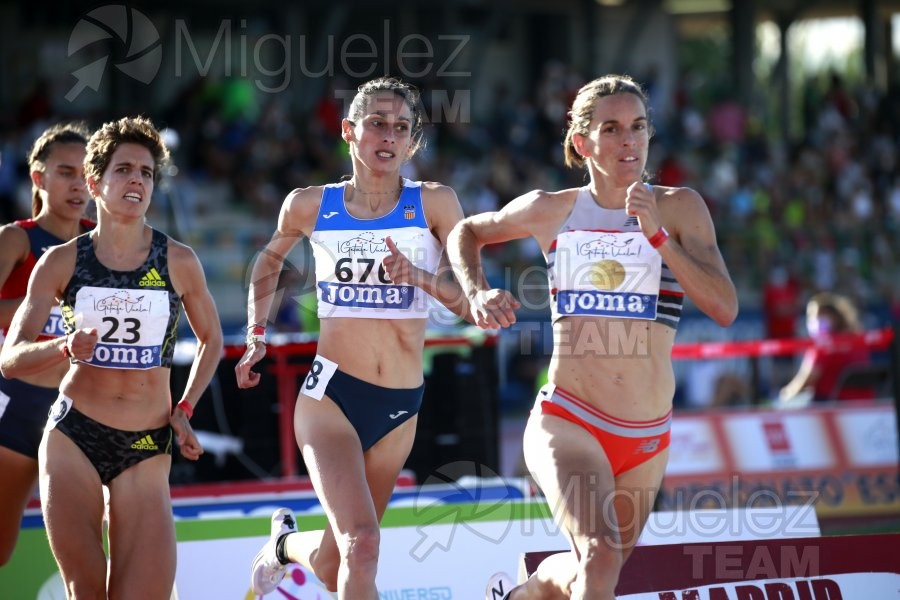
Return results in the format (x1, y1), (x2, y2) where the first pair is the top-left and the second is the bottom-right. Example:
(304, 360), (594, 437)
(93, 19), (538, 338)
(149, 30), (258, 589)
(558, 290), (655, 319)
(319, 282), (413, 309)
(91, 344), (161, 367)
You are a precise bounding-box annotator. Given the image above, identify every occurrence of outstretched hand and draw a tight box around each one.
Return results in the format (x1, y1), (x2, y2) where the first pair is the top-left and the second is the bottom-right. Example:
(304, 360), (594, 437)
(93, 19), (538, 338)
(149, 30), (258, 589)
(469, 288), (520, 329)
(382, 236), (419, 285)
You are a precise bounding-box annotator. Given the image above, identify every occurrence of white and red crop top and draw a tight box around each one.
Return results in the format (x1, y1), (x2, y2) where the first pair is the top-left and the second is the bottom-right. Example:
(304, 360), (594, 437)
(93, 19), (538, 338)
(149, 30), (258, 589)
(547, 186), (684, 329)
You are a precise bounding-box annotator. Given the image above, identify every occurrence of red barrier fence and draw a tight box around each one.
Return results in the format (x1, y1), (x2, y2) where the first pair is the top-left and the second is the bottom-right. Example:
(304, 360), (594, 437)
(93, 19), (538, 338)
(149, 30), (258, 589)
(217, 327), (895, 478)
(671, 327), (894, 360)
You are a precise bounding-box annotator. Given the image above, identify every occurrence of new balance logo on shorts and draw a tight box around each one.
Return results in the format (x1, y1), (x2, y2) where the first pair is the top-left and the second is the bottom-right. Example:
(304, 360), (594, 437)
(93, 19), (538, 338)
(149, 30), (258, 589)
(139, 267), (166, 287)
(131, 435), (159, 450)
(636, 438), (660, 454)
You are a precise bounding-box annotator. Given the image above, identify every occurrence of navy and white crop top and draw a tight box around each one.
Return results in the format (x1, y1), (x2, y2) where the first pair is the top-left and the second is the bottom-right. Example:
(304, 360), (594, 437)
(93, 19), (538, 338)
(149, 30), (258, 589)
(309, 179), (442, 319)
(61, 229), (181, 368)
(546, 186), (683, 329)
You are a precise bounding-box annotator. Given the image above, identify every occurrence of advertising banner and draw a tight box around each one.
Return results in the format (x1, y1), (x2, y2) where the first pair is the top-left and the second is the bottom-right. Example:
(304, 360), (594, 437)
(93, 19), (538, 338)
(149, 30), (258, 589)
(5, 500), (818, 599)
(659, 403), (899, 518)
(523, 533), (900, 599)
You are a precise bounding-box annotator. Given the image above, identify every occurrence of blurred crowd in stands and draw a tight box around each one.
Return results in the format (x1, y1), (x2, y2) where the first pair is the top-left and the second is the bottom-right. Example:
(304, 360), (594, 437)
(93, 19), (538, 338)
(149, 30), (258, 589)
(1, 62), (898, 411)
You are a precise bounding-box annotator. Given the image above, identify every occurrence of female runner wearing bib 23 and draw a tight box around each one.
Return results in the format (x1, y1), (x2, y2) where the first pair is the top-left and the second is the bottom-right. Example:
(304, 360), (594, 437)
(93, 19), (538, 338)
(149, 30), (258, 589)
(449, 74), (737, 600)
(236, 77), (469, 599)
(0, 116), (223, 599)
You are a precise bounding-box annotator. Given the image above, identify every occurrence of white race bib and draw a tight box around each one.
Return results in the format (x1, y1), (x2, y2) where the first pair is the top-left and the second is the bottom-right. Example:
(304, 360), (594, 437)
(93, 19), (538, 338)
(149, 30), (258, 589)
(552, 230), (662, 320)
(45, 395), (72, 432)
(301, 354), (339, 401)
(73, 286), (171, 369)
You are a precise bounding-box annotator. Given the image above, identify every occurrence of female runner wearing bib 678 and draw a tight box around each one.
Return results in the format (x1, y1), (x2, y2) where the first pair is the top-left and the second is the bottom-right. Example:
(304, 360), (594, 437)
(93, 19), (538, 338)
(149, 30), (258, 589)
(0, 116), (223, 599)
(235, 77), (469, 599)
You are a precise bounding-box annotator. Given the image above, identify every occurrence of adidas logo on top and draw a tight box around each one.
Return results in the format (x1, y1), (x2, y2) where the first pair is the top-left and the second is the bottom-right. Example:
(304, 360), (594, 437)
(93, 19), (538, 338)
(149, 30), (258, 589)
(139, 267), (166, 287)
(131, 435), (159, 451)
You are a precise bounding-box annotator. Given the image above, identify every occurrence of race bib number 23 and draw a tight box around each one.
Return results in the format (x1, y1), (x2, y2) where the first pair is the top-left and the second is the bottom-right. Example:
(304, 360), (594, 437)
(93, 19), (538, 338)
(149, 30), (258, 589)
(72, 286), (171, 369)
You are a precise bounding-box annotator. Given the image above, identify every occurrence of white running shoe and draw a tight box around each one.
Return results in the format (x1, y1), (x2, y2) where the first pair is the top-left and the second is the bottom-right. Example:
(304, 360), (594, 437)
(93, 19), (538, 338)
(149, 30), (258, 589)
(485, 571), (514, 600)
(250, 507), (298, 595)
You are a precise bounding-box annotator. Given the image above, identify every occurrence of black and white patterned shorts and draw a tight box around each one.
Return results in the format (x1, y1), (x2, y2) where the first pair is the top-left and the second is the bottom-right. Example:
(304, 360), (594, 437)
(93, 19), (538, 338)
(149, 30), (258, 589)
(47, 395), (172, 484)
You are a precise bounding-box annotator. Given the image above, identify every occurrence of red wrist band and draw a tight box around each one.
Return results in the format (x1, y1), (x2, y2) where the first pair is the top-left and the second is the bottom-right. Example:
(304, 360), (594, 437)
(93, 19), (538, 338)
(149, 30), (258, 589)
(246, 325), (267, 346)
(648, 227), (669, 249)
(61, 335), (72, 358)
(176, 400), (194, 420)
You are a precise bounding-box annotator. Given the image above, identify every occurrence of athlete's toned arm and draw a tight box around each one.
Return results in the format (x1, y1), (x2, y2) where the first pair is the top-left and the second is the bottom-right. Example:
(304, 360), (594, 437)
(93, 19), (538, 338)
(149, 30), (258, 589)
(0, 244), (96, 377)
(0, 224), (31, 328)
(169, 240), (224, 459)
(382, 183), (472, 323)
(236, 187), (320, 388)
(653, 187), (738, 326)
(447, 189), (568, 328)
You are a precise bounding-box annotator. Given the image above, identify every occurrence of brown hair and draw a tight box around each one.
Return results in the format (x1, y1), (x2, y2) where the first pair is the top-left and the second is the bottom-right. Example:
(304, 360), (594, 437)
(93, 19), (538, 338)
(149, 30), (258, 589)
(27, 122), (90, 217)
(84, 116), (170, 187)
(347, 77), (424, 157)
(808, 292), (862, 333)
(563, 74), (652, 170)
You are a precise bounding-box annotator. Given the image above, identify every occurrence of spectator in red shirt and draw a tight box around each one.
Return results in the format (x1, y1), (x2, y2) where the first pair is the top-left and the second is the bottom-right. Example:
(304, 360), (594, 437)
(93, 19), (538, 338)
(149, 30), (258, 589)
(763, 265), (801, 340)
(763, 265), (802, 394)
(779, 292), (874, 403)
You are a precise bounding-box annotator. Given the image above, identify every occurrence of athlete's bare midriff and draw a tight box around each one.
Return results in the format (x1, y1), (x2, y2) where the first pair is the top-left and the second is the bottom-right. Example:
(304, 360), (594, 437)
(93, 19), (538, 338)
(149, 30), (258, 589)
(60, 363), (173, 430)
(315, 317), (427, 389)
(547, 316), (676, 421)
